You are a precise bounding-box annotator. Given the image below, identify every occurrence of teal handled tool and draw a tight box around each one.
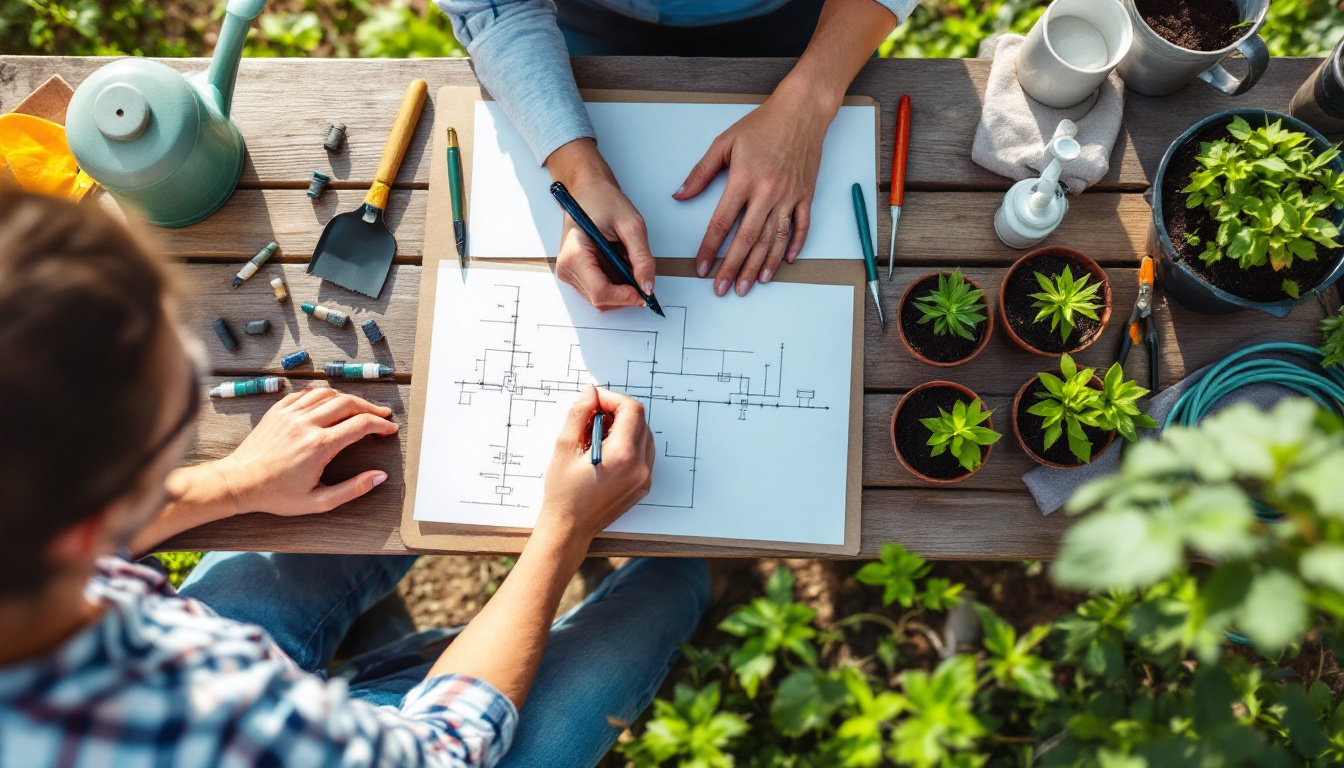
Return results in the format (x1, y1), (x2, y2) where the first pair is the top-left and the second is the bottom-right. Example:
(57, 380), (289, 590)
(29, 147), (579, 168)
(447, 126), (466, 274)
(851, 182), (884, 329)
(308, 79), (428, 298)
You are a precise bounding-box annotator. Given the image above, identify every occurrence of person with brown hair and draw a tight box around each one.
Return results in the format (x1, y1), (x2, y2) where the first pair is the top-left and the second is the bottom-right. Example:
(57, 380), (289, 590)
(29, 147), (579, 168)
(0, 188), (709, 768)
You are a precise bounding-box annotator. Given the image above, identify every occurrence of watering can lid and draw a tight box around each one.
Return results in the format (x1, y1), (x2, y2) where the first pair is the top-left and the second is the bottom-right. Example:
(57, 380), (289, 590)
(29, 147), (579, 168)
(66, 59), (201, 192)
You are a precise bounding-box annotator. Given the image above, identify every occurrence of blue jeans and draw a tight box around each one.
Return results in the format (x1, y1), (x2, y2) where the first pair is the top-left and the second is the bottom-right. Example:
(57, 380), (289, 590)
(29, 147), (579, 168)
(179, 552), (710, 768)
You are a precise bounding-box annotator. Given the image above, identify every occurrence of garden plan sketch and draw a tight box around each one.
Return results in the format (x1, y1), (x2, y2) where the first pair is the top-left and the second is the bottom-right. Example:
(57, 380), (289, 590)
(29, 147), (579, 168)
(412, 267), (855, 546)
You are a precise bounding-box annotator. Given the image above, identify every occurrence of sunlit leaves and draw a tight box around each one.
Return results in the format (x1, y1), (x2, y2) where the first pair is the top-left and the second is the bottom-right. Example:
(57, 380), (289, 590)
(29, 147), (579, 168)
(1029, 266), (1103, 343)
(919, 398), (1002, 472)
(624, 682), (748, 768)
(856, 542), (932, 608)
(913, 268), (987, 340)
(719, 566), (818, 698)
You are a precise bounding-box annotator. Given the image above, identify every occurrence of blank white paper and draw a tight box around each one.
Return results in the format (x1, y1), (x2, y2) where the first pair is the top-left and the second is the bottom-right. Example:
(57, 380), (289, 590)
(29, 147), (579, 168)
(468, 101), (877, 262)
(414, 266), (855, 546)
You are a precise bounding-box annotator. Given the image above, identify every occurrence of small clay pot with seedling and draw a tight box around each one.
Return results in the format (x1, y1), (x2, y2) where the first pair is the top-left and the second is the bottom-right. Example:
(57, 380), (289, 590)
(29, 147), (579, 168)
(898, 268), (994, 367)
(1000, 247), (1111, 356)
(891, 381), (1001, 484)
(1013, 354), (1157, 468)
(1154, 110), (1344, 315)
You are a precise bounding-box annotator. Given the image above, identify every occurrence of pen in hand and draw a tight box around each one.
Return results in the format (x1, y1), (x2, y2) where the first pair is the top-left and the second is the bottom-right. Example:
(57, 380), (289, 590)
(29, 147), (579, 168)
(550, 181), (665, 318)
(591, 409), (605, 466)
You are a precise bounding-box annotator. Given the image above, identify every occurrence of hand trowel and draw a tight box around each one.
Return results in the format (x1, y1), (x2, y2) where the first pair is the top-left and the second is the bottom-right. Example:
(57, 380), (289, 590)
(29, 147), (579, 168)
(308, 79), (428, 298)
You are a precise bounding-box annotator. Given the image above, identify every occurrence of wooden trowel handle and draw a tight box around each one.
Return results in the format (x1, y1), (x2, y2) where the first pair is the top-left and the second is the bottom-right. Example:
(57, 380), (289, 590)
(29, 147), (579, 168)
(365, 79), (428, 210)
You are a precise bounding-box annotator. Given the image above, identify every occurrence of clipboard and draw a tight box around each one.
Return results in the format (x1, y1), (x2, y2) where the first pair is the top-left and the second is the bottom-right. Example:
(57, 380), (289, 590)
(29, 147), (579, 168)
(400, 85), (873, 556)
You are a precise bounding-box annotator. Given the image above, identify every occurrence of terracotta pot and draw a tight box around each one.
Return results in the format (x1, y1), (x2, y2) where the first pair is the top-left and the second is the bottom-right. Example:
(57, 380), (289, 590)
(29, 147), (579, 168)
(1011, 373), (1116, 469)
(897, 271), (995, 368)
(891, 381), (996, 484)
(998, 246), (1112, 357)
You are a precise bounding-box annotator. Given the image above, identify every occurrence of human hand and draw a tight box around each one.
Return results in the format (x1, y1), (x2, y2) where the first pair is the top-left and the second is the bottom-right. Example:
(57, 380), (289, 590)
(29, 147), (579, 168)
(674, 90), (832, 296)
(214, 387), (399, 516)
(548, 139), (655, 311)
(535, 385), (654, 545)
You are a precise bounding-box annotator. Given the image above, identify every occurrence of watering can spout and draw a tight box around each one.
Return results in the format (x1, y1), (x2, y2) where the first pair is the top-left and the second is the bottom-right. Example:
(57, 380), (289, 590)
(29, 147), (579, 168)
(204, 0), (266, 118)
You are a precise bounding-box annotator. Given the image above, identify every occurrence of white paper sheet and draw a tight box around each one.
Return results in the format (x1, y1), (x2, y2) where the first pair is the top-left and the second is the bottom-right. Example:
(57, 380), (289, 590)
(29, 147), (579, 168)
(414, 266), (854, 546)
(468, 101), (877, 262)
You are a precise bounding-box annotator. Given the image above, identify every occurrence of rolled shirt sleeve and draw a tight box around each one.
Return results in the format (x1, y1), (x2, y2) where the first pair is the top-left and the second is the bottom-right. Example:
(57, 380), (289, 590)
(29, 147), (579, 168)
(435, 0), (595, 165)
(871, 0), (920, 22)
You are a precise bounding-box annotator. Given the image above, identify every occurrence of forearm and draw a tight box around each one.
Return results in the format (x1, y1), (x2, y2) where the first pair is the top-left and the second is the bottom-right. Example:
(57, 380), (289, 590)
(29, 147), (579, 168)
(426, 520), (589, 707)
(773, 0), (899, 119)
(129, 460), (240, 556)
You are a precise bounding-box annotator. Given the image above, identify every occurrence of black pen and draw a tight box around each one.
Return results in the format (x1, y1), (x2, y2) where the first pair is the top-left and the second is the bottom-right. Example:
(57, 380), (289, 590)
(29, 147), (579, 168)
(549, 181), (664, 317)
(591, 410), (605, 465)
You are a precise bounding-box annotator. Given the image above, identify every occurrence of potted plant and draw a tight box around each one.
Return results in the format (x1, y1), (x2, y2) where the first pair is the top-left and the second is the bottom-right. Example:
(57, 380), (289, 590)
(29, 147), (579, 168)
(1151, 109), (1344, 316)
(897, 268), (993, 366)
(999, 247), (1111, 356)
(891, 381), (1001, 484)
(1013, 354), (1156, 468)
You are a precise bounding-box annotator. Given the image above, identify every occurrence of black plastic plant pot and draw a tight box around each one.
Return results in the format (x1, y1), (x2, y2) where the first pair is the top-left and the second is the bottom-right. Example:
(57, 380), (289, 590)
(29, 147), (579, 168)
(1150, 108), (1344, 317)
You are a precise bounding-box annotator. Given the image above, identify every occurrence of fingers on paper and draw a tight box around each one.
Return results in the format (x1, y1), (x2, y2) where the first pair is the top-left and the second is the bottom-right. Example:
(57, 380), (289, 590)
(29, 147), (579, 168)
(785, 202), (811, 263)
(559, 385), (601, 452)
(676, 136), (729, 201)
(717, 199), (772, 297)
(568, 254), (643, 311)
(615, 214), (656, 297)
(698, 185), (749, 289)
(310, 469), (389, 513)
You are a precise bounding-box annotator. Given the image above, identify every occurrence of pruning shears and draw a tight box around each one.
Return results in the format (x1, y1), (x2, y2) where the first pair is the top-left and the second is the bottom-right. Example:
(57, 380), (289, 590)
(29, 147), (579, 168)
(1116, 256), (1159, 391)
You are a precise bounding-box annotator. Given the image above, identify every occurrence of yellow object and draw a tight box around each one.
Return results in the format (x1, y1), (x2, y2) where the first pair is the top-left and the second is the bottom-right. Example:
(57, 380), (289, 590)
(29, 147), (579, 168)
(0, 113), (97, 201)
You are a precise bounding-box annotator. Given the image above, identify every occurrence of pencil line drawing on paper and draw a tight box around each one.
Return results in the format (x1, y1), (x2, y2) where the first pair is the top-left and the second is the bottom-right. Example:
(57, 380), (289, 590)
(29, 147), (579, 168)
(455, 282), (830, 510)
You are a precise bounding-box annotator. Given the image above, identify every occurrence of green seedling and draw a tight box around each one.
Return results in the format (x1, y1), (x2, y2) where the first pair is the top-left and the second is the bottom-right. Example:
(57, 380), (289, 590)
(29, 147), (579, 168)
(1030, 266), (1102, 344)
(1027, 354), (1102, 464)
(1322, 312), (1344, 368)
(912, 268), (987, 340)
(1084, 362), (1158, 443)
(919, 398), (1002, 473)
(1183, 116), (1344, 277)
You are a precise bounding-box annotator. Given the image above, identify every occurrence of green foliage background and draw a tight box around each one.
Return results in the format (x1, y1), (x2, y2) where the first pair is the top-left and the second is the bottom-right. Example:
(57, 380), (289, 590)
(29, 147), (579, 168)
(3, 0), (1342, 60)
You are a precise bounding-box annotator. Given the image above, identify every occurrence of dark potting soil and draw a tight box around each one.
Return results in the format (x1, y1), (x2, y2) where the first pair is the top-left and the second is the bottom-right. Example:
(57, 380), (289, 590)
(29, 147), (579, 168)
(899, 274), (987, 364)
(1002, 251), (1105, 354)
(1162, 121), (1340, 303)
(895, 386), (982, 481)
(1135, 0), (1242, 52)
(1014, 379), (1112, 467)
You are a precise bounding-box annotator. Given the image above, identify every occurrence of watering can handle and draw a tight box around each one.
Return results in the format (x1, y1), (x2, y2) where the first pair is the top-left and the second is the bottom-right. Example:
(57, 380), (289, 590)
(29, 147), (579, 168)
(206, 0), (266, 119)
(366, 80), (429, 211)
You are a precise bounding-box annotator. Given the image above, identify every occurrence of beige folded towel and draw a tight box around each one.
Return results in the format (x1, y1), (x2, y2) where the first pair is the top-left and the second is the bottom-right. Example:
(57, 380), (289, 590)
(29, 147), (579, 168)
(972, 34), (1125, 193)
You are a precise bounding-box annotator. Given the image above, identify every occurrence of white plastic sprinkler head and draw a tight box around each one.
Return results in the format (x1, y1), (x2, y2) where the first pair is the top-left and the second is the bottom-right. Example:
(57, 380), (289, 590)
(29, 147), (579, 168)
(994, 119), (1080, 249)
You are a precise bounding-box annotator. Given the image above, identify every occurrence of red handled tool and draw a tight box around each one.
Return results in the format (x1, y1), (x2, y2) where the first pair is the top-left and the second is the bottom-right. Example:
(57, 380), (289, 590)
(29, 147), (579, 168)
(887, 94), (911, 281)
(1117, 256), (1160, 391)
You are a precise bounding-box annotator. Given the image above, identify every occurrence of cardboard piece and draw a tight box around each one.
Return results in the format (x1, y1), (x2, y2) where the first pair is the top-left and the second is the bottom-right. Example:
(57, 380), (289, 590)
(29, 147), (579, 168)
(400, 85), (872, 556)
(11, 75), (74, 124)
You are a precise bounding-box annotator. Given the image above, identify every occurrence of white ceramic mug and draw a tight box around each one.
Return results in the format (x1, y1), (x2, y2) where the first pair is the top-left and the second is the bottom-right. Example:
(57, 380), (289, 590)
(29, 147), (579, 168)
(1016, 0), (1133, 109)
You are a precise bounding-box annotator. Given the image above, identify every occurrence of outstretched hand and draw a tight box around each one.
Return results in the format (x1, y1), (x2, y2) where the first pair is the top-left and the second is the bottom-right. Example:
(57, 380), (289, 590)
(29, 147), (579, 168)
(216, 386), (399, 516)
(675, 93), (830, 297)
(536, 385), (654, 545)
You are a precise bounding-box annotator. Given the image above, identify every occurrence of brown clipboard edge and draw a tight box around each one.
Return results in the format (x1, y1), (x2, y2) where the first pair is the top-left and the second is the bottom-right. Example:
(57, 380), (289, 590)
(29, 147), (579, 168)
(402, 85), (875, 557)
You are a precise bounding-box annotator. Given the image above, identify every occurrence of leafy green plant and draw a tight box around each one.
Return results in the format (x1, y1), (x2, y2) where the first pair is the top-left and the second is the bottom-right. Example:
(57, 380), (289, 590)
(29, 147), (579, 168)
(1026, 353), (1103, 464)
(1084, 362), (1158, 443)
(153, 551), (202, 588)
(1322, 311), (1344, 369)
(1183, 116), (1344, 274)
(717, 566), (818, 698)
(918, 398), (1001, 473)
(247, 11), (323, 57)
(353, 0), (464, 58)
(912, 268), (987, 340)
(1030, 266), (1102, 344)
(622, 681), (748, 768)
(878, 0), (1043, 59)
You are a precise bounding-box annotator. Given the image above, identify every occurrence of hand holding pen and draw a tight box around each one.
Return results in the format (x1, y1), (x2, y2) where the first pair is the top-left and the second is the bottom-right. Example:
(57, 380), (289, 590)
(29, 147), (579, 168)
(548, 141), (658, 312)
(551, 181), (664, 316)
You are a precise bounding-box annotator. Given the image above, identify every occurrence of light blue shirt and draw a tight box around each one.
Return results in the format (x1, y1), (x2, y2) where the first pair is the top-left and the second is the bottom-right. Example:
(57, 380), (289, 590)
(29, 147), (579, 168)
(435, 0), (917, 164)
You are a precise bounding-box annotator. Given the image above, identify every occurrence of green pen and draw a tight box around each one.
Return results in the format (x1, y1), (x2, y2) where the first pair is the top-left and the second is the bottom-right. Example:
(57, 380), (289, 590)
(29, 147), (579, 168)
(851, 183), (884, 330)
(447, 127), (466, 274)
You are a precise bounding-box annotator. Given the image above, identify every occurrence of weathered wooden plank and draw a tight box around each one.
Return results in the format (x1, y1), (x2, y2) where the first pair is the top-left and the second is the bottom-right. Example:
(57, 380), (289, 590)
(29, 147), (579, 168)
(130, 188), (1148, 267)
(3, 56), (1321, 191)
(181, 264), (415, 376)
(178, 262), (1335, 390)
(172, 379), (1068, 559)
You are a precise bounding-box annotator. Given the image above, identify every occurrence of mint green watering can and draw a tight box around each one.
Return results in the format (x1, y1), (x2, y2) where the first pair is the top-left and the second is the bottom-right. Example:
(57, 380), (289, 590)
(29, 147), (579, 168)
(66, 0), (265, 228)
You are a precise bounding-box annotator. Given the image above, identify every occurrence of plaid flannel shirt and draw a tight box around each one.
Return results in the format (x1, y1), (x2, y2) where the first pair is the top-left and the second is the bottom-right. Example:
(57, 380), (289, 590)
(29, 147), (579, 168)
(0, 558), (517, 768)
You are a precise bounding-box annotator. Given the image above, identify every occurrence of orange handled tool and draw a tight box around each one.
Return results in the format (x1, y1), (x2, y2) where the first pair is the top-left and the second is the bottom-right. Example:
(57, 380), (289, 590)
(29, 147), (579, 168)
(887, 94), (911, 281)
(1116, 256), (1159, 391)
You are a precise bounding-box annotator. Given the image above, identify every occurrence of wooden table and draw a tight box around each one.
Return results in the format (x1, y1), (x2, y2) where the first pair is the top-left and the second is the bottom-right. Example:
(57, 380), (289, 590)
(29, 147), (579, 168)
(2, 55), (1336, 560)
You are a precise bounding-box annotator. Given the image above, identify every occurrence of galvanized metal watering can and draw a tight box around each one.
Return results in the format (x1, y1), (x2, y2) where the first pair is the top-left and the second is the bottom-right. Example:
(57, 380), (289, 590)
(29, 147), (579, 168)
(65, 0), (266, 228)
